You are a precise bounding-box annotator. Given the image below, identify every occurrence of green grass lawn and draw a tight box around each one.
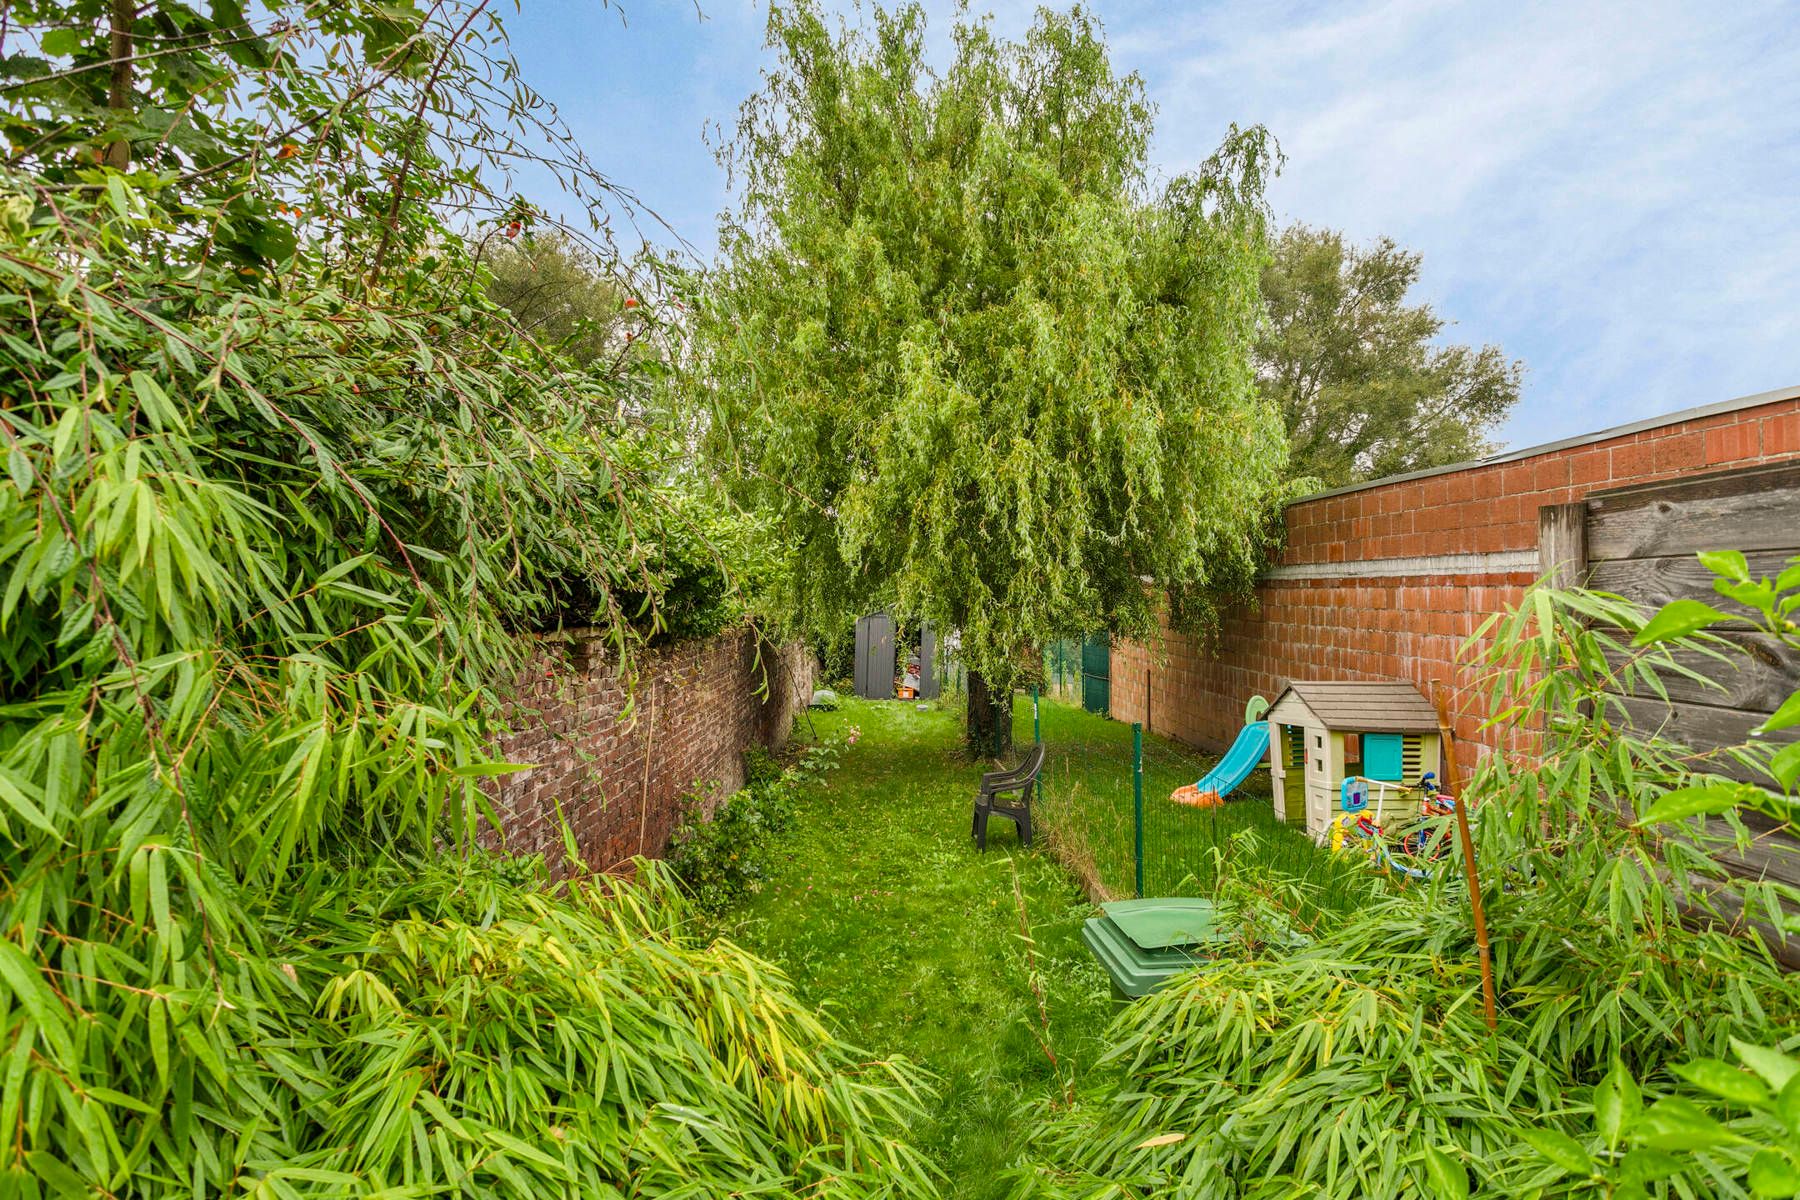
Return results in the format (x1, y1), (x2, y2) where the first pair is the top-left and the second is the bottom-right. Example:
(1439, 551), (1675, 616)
(726, 693), (1376, 1195)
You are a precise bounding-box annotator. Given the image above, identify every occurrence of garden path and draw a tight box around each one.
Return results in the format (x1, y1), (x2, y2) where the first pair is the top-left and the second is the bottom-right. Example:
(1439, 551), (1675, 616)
(734, 697), (1115, 1197)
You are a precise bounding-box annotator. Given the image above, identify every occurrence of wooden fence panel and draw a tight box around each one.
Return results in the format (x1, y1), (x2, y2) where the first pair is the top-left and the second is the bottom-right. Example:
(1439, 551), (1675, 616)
(1542, 463), (1800, 966)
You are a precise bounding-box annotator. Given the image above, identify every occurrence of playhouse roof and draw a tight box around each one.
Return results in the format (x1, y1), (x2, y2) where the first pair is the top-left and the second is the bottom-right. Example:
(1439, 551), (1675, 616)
(1267, 680), (1440, 733)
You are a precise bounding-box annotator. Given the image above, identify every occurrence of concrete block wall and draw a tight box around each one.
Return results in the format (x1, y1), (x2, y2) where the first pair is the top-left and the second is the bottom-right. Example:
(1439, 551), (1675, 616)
(479, 628), (813, 876)
(1112, 387), (1800, 760)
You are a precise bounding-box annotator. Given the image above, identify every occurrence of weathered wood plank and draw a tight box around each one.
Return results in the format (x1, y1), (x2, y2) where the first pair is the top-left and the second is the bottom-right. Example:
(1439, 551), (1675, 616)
(1587, 550), (1798, 624)
(1699, 809), (1800, 890)
(1604, 632), (1800, 716)
(1586, 463), (1800, 561)
(1538, 502), (1589, 588)
(1609, 694), (1800, 784)
(1607, 636), (1800, 715)
(1672, 877), (1800, 971)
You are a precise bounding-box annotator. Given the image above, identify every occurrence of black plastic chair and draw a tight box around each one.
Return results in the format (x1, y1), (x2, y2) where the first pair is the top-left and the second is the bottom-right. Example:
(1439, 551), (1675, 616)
(972, 743), (1045, 850)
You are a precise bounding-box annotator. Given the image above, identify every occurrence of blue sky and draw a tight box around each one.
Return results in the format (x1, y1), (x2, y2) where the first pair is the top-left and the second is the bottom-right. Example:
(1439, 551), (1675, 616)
(505, 0), (1800, 449)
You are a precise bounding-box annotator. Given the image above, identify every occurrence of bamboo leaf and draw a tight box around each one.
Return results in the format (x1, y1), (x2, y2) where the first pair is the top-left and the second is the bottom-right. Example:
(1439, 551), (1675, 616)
(1632, 599), (1728, 646)
(1516, 1126), (1593, 1177)
(1636, 784), (1746, 825)
(1757, 692), (1800, 735)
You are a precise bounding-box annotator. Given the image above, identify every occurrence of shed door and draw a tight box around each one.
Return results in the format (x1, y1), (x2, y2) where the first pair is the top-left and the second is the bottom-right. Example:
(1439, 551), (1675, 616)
(1081, 637), (1110, 715)
(854, 613), (895, 700)
(918, 621), (939, 700)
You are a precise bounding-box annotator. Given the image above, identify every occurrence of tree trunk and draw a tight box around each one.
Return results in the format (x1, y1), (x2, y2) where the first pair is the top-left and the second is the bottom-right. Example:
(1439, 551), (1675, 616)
(105, 0), (134, 170)
(965, 669), (1013, 758)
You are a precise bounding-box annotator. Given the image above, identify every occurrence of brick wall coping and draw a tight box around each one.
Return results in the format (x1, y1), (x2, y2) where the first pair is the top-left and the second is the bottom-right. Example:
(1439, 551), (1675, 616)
(1293, 381), (1800, 505)
(1263, 548), (1538, 582)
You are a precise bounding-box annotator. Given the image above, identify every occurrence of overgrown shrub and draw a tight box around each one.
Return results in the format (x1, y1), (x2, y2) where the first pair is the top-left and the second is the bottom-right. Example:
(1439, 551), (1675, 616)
(745, 743), (786, 787)
(0, 4), (909, 1195)
(669, 737), (844, 913)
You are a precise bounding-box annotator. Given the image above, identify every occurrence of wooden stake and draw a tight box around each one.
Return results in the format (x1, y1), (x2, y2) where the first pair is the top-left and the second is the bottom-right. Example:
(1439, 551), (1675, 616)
(1434, 683), (1498, 1033)
(636, 687), (659, 859)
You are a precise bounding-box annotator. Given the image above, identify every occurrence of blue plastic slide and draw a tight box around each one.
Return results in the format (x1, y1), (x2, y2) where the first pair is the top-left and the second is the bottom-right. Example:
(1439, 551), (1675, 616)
(1188, 721), (1270, 800)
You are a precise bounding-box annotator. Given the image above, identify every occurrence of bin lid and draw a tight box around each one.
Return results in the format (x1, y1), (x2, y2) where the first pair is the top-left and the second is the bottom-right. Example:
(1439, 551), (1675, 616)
(1100, 898), (1227, 951)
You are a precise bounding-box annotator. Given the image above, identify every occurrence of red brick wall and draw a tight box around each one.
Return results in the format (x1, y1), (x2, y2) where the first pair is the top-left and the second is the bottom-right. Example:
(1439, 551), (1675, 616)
(1113, 390), (1800, 763)
(480, 628), (813, 876)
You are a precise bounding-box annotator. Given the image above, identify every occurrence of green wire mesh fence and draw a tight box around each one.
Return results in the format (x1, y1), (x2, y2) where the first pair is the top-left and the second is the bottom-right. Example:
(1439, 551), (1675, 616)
(1016, 690), (1371, 917)
(1042, 639), (1083, 705)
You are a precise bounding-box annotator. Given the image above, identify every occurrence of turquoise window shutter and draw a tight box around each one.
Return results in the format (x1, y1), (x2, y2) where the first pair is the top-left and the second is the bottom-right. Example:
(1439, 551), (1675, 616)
(1364, 733), (1404, 782)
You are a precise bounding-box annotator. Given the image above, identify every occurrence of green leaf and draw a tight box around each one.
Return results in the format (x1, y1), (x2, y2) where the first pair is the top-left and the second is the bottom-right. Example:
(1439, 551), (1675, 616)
(105, 174), (131, 219)
(1749, 1149), (1800, 1198)
(1636, 783), (1746, 825)
(1633, 599), (1729, 646)
(1718, 578), (1778, 613)
(1699, 549), (1751, 583)
(1772, 743), (1800, 793)
(1620, 1148), (1685, 1185)
(0, 768), (58, 837)
(1517, 1126), (1593, 1177)
(148, 998), (169, 1086)
(25, 1150), (88, 1196)
(5, 445), (31, 494)
(0, 941), (71, 1064)
(1733, 1039), (1800, 1092)
(40, 28), (86, 57)
(448, 761), (534, 777)
(1671, 1058), (1769, 1106)
(1421, 1144), (1468, 1199)
(1595, 1060), (1641, 1150)
(1758, 692), (1800, 735)
(1775, 1075), (1800, 1135)
(1636, 1097), (1744, 1150)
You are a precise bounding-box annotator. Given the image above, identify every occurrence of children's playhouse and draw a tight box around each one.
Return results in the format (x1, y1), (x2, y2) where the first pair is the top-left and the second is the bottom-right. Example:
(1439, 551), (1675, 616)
(1265, 680), (1443, 838)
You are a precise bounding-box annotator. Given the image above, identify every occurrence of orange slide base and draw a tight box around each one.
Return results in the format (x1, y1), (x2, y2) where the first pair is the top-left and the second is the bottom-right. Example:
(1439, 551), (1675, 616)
(1169, 784), (1226, 809)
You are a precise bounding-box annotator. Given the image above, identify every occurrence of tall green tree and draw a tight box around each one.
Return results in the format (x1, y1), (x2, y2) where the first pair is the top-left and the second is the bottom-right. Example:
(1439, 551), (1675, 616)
(486, 230), (637, 371)
(695, 2), (1289, 751)
(1259, 224), (1523, 488)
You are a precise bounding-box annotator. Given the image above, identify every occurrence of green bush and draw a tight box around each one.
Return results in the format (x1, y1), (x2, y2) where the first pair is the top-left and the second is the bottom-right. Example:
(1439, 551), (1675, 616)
(0, 3), (904, 1195)
(668, 784), (787, 913)
(745, 743), (786, 787)
(669, 739), (843, 913)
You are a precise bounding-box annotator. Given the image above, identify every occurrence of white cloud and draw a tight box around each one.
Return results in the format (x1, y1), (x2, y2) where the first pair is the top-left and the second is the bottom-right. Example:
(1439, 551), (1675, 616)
(513, 0), (1800, 445)
(1117, 0), (1800, 441)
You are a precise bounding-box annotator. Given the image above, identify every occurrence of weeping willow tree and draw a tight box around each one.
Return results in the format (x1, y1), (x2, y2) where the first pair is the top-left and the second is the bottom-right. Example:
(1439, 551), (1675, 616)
(694, 2), (1289, 751)
(0, 2), (933, 1194)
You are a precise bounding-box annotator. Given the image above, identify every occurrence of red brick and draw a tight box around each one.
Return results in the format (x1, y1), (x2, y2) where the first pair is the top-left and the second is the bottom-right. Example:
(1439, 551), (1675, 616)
(479, 630), (812, 877)
(1769, 414), (1800, 456)
(1569, 448), (1610, 489)
(1705, 421), (1761, 465)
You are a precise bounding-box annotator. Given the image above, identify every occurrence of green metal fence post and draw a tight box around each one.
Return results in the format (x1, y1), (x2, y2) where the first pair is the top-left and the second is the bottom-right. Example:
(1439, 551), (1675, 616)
(1132, 722), (1144, 898)
(1032, 685), (1042, 808)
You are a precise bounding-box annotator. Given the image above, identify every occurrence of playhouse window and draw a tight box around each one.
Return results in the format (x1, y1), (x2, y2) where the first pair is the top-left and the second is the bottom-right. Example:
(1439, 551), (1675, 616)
(1363, 733), (1405, 782)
